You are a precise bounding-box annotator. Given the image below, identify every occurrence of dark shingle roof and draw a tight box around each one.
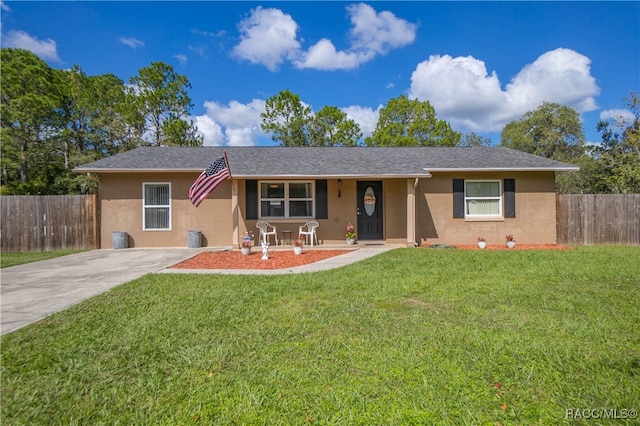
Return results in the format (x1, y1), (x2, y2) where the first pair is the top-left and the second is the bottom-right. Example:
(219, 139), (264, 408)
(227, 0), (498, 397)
(74, 146), (579, 177)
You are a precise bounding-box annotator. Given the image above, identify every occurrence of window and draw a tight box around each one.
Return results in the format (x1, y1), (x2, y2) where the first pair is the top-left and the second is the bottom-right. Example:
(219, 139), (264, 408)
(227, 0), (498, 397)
(465, 180), (502, 217)
(143, 183), (171, 230)
(259, 181), (314, 218)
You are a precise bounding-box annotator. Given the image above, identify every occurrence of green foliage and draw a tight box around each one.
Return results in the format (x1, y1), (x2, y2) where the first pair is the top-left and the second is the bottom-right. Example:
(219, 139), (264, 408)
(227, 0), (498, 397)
(460, 132), (493, 146)
(1, 49), (201, 194)
(162, 117), (204, 146)
(0, 48), (62, 187)
(1, 247), (638, 424)
(127, 62), (200, 147)
(590, 92), (640, 193)
(261, 91), (363, 147)
(496, 101), (640, 194)
(365, 95), (461, 146)
(260, 89), (312, 146)
(479, 94), (640, 194)
(500, 102), (586, 162)
(308, 105), (362, 146)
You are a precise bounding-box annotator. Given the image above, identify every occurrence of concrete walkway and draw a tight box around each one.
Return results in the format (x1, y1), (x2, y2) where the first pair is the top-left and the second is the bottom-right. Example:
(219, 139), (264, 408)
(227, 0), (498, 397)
(1, 249), (204, 335)
(1, 246), (397, 335)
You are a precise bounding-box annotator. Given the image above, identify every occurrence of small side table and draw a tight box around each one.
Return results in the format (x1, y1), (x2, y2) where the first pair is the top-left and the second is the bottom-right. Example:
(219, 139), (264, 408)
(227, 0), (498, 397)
(281, 229), (293, 246)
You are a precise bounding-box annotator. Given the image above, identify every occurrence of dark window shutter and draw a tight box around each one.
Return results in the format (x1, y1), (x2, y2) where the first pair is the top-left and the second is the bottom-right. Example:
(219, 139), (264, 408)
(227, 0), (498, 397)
(246, 180), (258, 220)
(453, 179), (465, 218)
(504, 179), (516, 218)
(316, 180), (328, 219)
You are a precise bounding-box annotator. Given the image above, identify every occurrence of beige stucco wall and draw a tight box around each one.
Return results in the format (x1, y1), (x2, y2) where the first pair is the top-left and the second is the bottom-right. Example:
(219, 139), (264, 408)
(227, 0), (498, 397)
(99, 173), (232, 248)
(416, 172), (558, 245)
(98, 172), (558, 248)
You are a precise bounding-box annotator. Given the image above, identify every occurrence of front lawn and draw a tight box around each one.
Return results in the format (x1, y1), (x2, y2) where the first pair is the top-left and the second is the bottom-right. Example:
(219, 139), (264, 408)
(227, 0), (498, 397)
(0, 249), (86, 268)
(2, 247), (639, 424)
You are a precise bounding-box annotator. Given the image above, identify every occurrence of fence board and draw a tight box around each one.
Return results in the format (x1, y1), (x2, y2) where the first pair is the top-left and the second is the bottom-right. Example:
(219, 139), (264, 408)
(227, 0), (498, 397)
(1, 195), (98, 253)
(557, 194), (640, 245)
(2, 194), (637, 251)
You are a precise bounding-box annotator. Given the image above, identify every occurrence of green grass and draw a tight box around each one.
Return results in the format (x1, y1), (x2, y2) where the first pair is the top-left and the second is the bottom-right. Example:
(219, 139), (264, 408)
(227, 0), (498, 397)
(2, 246), (639, 424)
(0, 249), (86, 268)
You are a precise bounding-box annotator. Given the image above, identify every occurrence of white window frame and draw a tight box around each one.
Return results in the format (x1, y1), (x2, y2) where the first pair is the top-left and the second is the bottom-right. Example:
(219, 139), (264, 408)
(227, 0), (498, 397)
(142, 182), (172, 230)
(258, 180), (315, 219)
(464, 180), (502, 219)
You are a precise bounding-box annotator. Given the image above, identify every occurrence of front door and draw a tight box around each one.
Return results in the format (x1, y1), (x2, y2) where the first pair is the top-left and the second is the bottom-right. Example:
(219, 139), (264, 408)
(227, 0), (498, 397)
(357, 181), (383, 240)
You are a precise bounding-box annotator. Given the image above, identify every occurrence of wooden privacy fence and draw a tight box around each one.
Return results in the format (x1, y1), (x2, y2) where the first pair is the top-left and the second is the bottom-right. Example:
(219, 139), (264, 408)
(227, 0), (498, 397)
(2, 194), (638, 251)
(1, 195), (99, 253)
(557, 194), (640, 245)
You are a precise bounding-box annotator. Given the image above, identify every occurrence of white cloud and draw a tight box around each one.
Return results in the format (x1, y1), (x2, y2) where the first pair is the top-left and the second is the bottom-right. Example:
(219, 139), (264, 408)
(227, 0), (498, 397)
(196, 99), (267, 146)
(173, 54), (188, 66)
(118, 36), (144, 49)
(192, 28), (226, 38)
(347, 3), (417, 55)
(188, 45), (207, 59)
(232, 3), (417, 71)
(600, 108), (635, 129)
(193, 115), (225, 146)
(3, 30), (61, 63)
(232, 6), (300, 72)
(506, 48), (599, 112)
(295, 3), (417, 70)
(342, 105), (381, 138)
(294, 39), (365, 71)
(1, 1), (11, 12)
(409, 54), (508, 130)
(225, 128), (257, 147)
(409, 48), (600, 133)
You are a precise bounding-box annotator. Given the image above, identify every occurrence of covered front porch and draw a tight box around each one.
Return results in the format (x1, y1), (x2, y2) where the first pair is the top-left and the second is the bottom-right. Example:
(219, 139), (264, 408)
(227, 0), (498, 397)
(230, 178), (421, 248)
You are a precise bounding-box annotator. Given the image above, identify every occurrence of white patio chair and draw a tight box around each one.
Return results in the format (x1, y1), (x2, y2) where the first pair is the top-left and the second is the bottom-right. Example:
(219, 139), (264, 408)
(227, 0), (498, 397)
(256, 221), (278, 246)
(298, 221), (319, 246)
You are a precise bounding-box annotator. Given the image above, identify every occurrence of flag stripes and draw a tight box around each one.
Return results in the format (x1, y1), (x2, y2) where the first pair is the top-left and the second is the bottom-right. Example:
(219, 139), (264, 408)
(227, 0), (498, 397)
(189, 155), (231, 207)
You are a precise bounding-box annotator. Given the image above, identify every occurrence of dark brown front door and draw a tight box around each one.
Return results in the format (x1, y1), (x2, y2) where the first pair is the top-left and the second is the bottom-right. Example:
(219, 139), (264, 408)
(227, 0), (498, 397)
(357, 181), (383, 240)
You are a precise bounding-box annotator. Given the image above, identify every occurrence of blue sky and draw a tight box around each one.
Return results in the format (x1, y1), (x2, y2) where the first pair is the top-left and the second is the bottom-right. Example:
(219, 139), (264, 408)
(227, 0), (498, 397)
(2, 1), (638, 146)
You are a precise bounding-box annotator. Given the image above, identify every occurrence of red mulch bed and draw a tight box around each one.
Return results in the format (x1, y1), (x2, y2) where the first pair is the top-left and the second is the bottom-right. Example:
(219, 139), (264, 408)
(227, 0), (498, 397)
(445, 244), (570, 250)
(171, 244), (571, 270)
(170, 249), (353, 270)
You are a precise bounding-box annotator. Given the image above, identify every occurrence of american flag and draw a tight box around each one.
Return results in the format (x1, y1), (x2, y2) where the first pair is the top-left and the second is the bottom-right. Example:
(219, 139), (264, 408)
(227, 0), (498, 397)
(189, 155), (231, 207)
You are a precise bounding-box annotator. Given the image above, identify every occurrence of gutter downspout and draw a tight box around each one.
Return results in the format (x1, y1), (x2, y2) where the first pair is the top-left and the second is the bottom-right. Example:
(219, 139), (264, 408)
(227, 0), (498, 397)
(86, 173), (100, 249)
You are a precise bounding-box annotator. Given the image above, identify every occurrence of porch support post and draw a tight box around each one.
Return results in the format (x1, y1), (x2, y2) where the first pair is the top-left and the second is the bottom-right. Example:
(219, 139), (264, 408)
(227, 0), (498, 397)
(406, 178), (416, 246)
(231, 180), (239, 247)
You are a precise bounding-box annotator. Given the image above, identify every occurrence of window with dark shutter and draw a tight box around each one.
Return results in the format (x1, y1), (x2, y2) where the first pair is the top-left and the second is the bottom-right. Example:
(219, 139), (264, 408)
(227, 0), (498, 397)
(246, 180), (258, 220)
(453, 179), (465, 218)
(504, 179), (516, 218)
(316, 180), (328, 219)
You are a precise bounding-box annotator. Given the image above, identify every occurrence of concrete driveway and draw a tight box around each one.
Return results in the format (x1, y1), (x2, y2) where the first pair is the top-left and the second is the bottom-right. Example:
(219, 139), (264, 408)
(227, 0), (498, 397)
(1, 249), (204, 335)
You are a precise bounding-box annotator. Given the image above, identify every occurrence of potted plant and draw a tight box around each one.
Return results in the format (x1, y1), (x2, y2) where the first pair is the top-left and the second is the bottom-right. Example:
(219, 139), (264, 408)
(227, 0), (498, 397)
(345, 222), (357, 245)
(241, 231), (253, 255)
(293, 235), (304, 255)
(505, 234), (516, 249)
(477, 236), (487, 249)
(240, 240), (251, 256)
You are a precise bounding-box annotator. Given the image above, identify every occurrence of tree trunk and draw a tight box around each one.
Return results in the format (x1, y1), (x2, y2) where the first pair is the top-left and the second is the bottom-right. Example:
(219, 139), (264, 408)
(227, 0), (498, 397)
(20, 138), (28, 183)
